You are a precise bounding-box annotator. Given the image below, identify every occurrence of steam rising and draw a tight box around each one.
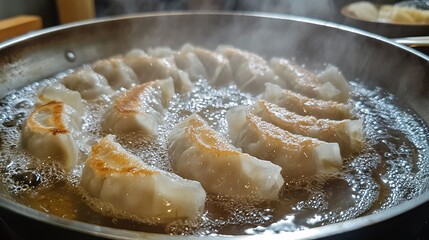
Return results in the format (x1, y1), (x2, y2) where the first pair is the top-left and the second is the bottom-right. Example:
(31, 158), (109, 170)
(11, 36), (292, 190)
(96, 0), (339, 21)
(93, 0), (428, 107)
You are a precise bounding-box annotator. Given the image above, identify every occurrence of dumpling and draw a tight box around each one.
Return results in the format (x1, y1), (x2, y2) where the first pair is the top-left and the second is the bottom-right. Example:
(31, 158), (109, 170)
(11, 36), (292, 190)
(193, 46), (233, 87)
(174, 44), (208, 82)
(61, 68), (115, 100)
(21, 101), (81, 170)
(317, 64), (350, 103)
(37, 83), (85, 123)
(148, 45), (205, 80)
(124, 49), (174, 81)
(270, 58), (350, 103)
(174, 44), (233, 86)
(189, 44), (233, 87)
(173, 69), (193, 93)
(123, 49), (193, 93)
(92, 57), (138, 90)
(262, 83), (353, 120)
(149, 44), (233, 87)
(217, 46), (281, 94)
(102, 77), (175, 135)
(22, 84), (85, 169)
(252, 100), (364, 156)
(168, 114), (284, 200)
(226, 107), (342, 179)
(80, 134), (206, 222)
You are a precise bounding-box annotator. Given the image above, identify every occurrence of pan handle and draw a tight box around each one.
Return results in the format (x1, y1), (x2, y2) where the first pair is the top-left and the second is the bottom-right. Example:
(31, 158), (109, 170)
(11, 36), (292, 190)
(392, 36), (429, 47)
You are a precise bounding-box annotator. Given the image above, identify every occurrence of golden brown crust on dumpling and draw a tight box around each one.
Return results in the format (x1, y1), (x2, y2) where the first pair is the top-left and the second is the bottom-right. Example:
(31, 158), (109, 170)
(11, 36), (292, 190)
(186, 116), (239, 156)
(26, 101), (69, 135)
(258, 100), (319, 129)
(273, 87), (352, 120)
(255, 100), (363, 156)
(246, 113), (315, 148)
(274, 59), (320, 97)
(87, 136), (157, 176)
(114, 82), (156, 113)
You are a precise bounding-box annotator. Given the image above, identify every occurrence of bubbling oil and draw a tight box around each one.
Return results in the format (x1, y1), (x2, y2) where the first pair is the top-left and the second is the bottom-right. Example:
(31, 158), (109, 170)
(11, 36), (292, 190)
(0, 73), (428, 236)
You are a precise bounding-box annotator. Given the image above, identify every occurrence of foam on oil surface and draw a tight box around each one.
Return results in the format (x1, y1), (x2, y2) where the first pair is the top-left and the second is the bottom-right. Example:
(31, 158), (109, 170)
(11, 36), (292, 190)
(0, 75), (428, 235)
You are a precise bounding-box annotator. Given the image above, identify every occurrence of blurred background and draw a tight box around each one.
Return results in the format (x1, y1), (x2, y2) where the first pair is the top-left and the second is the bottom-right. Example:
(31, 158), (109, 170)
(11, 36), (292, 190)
(0, 0), (406, 36)
(0, 0), (384, 27)
(0, 0), (428, 53)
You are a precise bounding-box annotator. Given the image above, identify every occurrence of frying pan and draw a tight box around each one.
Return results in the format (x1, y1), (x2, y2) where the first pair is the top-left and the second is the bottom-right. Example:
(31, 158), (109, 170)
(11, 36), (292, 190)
(0, 12), (428, 240)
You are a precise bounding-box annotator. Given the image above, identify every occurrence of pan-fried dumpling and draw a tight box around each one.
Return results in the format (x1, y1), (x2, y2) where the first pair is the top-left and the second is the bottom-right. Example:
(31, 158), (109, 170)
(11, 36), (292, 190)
(270, 58), (350, 103)
(124, 49), (174, 81)
(21, 101), (81, 170)
(217, 46), (281, 94)
(175, 44), (233, 86)
(37, 83), (85, 123)
(61, 68), (115, 100)
(174, 44), (208, 81)
(193, 46), (233, 87)
(262, 83), (353, 120)
(92, 57), (138, 90)
(148, 44), (233, 87)
(174, 70), (193, 93)
(168, 114), (284, 200)
(252, 100), (363, 156)
(226, 107), (342, 179)
(317, 64), (350, 103)
(123, 49), (192, 93)
(148, 45), (206, 81)
(80, 134), (206, 222)
(102, 77), (175, 135)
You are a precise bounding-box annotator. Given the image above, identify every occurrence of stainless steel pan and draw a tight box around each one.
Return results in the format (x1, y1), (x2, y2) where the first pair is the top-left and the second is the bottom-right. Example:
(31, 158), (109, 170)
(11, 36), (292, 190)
(0, 12), (428, 239)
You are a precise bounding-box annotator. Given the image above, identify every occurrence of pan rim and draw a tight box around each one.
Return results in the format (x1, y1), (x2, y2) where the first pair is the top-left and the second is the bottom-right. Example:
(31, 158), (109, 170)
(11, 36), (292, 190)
(1, 191), (429, 239)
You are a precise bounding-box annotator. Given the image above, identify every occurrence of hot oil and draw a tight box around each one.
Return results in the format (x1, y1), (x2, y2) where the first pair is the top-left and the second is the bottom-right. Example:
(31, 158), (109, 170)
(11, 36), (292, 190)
(0, 74), (428, 235)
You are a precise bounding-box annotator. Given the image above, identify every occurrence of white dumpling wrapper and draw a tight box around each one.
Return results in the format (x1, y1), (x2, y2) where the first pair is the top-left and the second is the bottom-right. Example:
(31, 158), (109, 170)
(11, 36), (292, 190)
(61, 68), (115, 100)
(168, 114), (284, 200)
(80, 134), (206, 222)
(92, 57), (138, 90)
(123, 49), (193, 93)
(177, 44), (233, 87)
(124, 49), (173, 81)
(317, 64), (350, 103)
(174, 44), (208, 82)
(217, 46), (281, 94)
(102, 77), (175, 135)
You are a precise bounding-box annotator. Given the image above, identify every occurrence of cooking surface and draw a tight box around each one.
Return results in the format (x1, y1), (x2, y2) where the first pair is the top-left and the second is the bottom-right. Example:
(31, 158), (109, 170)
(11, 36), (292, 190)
(2, 47), (425, 237)
(0, 43), (429, 235)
